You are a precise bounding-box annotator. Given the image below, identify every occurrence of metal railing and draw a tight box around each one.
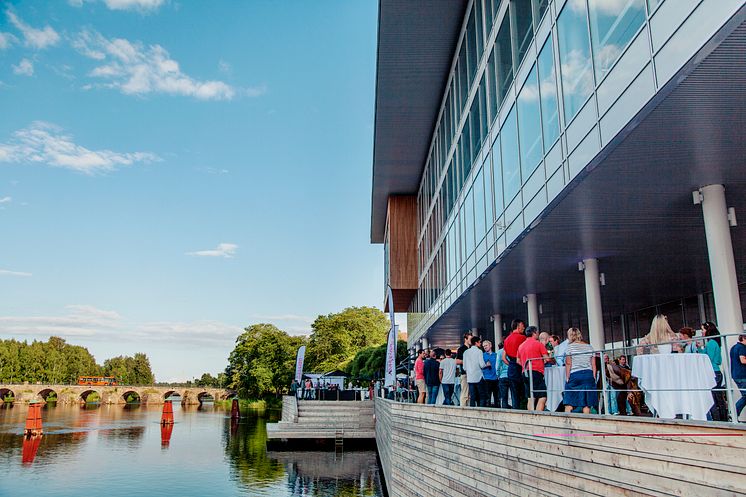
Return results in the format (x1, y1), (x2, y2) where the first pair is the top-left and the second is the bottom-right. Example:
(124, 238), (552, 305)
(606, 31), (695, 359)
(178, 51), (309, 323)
(380, 333), (745, 424)
(524, 332), (744, 423)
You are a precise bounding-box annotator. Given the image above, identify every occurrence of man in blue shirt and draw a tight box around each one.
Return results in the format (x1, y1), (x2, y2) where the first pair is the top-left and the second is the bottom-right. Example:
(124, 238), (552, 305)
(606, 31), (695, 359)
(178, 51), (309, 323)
(423, 350), (441, 405)
(730, 333), (746, 421)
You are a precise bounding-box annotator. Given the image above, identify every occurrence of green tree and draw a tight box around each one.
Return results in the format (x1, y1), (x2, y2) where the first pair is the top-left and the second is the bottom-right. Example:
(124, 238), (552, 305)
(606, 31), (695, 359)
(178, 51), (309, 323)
(305, 306), (389, 371)
(226, 324), (305, 398)
(346, 340), (408, 380)
(195, 372), (219, 387)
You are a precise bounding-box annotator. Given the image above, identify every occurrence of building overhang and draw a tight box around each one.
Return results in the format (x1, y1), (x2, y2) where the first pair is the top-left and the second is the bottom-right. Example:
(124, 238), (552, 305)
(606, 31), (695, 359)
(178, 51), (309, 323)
(370, 0), (467, 243)
(422, 7), (746, 347)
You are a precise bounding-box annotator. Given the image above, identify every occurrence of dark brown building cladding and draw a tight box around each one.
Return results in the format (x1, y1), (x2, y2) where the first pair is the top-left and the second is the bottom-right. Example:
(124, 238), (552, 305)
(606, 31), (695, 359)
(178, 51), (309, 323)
(385, 195), (417, 312)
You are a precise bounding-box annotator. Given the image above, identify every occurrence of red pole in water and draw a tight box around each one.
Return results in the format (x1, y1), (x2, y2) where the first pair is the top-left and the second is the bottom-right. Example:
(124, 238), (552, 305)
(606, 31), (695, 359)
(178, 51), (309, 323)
(24, 402), (43, 437)
(230, 398), (240, 420)
(160, 423), (173, 447)
(22, 433), (42, 464)
(161, 400), (174, 425)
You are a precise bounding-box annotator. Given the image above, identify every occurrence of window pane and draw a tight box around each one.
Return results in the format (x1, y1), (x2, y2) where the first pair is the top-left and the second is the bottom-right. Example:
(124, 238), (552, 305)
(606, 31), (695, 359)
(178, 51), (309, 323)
(479, 80), (488, 141)
(459, 45), (468, 113)
(588, 0), (646, 80)
(537, 34), (559, 148)
(517, 63), (542, 180)
(473, 168), (487, 243)
(495, 13), (514, 107)
(511, 0), (534, 69)
(482, 153), (494, 224)
(501, 105), (521, 201)
(557, 1), (594, 122)
(467, 11), (477, 88)
(475, 0), (484, 61)
(484, 0), (495, 37)
(487, 48), (498, 123)
(462, 118), (473, 180)
(470, 95), (480, 163)
(464, 187), (475, 257)
(491, 136), (504, 216)
(532, 0), (549, 25)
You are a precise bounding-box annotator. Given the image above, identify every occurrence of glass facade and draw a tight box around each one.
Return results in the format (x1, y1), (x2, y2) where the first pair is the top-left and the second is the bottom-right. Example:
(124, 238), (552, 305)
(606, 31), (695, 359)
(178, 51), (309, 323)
(407, 0), (736, 341)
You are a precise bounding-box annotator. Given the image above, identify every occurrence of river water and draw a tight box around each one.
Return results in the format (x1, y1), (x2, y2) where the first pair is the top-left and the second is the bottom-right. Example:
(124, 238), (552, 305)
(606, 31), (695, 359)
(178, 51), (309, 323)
(0, 402), (384, 497)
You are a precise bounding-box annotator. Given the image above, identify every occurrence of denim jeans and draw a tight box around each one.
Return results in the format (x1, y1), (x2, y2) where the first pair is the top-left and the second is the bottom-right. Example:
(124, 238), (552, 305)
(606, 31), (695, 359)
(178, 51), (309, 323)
(507, 361), (525, 409)
(427, 385), (439, 405)
(453, 380), (461, 406)
(484, 379), (499, 407)
(735, 378), (746, 419)
(498, 377), (511, 408)
(441, 383), (454, 406)
(468, 380), (488, 407)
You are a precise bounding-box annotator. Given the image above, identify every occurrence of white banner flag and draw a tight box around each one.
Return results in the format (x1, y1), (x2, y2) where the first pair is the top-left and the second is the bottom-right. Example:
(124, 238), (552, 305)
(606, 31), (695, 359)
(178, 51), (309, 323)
(384, 286), (397, 388)
(294, 345), (306, 383)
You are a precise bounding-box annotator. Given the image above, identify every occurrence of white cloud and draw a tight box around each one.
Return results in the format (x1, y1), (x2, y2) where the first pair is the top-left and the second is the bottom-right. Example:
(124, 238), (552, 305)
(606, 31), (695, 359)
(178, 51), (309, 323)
(69, 0), (165, 13)
(12, 58), (34, 76)
(105, 0), (165, 12)
(0, 32), (18, 50)
(73, 30), (238, 100)
(0, 305), (240, 347)
(0, 304), (121, 337)
(0, 269), (31, 277)
(187, 243), (238, 258)
(0, 196), (11, 204)
(0, 121), (160, 174)
(6, 9), (60, 50)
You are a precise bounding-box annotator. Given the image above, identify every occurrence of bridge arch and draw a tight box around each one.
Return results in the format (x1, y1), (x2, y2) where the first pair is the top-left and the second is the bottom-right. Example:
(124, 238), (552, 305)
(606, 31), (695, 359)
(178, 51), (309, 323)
(0, 388), (15, 403)
(163, 390), (183, 402)
(219, 390), (237, 401)
(197, 391), (215, 404)
(37, 388), (57, 403)
(122, 390), (141, 404)
(79, 389), (101, 404)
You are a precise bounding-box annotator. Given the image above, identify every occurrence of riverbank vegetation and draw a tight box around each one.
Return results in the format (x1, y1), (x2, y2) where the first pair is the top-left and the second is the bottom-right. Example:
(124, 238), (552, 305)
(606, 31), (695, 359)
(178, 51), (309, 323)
(224, 306), (400, 397)
(0, 337), (155, 384)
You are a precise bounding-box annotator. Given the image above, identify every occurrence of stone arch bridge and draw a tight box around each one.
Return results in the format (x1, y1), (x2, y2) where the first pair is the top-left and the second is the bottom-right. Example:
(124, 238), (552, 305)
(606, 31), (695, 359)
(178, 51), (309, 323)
(0, 384), (236, 405)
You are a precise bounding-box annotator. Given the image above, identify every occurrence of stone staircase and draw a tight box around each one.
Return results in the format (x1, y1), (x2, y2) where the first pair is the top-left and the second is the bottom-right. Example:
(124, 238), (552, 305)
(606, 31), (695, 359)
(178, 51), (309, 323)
(266, 397), (375, 442)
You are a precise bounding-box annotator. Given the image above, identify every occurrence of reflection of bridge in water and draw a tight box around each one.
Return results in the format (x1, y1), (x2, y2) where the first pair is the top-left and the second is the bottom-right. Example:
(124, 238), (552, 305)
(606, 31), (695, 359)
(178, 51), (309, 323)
(0, 384), (236, 405)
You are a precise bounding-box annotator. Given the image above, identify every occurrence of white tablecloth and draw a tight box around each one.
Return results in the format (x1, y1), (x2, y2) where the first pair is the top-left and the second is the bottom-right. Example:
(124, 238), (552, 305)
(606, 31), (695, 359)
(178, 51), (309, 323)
(545, 366), (566, 412)
(632, 354), (716, 420)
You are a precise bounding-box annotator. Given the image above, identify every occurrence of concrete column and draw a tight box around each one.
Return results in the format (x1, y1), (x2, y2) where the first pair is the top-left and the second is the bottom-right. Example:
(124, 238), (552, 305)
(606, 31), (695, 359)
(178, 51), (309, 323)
(471, 327), (479, 338)
(700, 185), (744, 335)
(699, 184), (743, 422)
(526, 294), (539, 327)
(697, 293), (707, 324)
(421, 337), (429, 350)
(581, 258), (605, 350)
(493, 314), (503, 344)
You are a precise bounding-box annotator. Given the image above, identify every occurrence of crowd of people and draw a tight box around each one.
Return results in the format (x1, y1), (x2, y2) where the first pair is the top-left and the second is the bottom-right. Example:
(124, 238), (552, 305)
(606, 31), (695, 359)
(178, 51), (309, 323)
(409, 316), (746, 422)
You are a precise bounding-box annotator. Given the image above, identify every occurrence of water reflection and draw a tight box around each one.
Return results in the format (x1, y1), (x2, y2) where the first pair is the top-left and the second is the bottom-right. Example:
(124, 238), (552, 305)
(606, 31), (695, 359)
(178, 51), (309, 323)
(1, 404), (384, 497)
(271, 451), (383, 497)
(223, 411), (285, 489)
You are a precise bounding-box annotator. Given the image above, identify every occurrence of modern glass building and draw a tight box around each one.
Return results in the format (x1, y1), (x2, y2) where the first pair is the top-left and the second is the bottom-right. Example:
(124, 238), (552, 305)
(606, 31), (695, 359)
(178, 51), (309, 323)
(371, 0), (746, 351)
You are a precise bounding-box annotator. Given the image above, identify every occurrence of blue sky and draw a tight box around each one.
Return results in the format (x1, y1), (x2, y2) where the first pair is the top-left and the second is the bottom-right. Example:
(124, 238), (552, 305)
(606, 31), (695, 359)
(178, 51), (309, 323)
(0, 0), (391, 381)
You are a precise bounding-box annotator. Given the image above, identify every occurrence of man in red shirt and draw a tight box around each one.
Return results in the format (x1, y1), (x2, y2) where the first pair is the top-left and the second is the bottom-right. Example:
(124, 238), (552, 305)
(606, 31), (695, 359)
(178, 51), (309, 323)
(503, 319), (526, 409)
(517, 326), (549, 411)
(414, 349), (428, 404)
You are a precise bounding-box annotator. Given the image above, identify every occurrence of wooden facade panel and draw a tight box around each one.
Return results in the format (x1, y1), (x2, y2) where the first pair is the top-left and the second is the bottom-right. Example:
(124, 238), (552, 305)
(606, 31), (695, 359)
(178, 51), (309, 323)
(386, 195), (417, 312)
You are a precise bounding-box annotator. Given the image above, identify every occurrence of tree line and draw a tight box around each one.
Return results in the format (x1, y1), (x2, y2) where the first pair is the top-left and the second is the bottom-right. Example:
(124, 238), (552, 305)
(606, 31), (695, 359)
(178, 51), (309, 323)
(224, 306), (408, 398)
(0, 336), (155, 385)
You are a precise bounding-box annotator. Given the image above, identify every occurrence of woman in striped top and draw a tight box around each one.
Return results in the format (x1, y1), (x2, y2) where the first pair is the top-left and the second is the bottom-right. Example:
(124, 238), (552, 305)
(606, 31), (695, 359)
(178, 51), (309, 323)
(563, 328), (598, 414)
